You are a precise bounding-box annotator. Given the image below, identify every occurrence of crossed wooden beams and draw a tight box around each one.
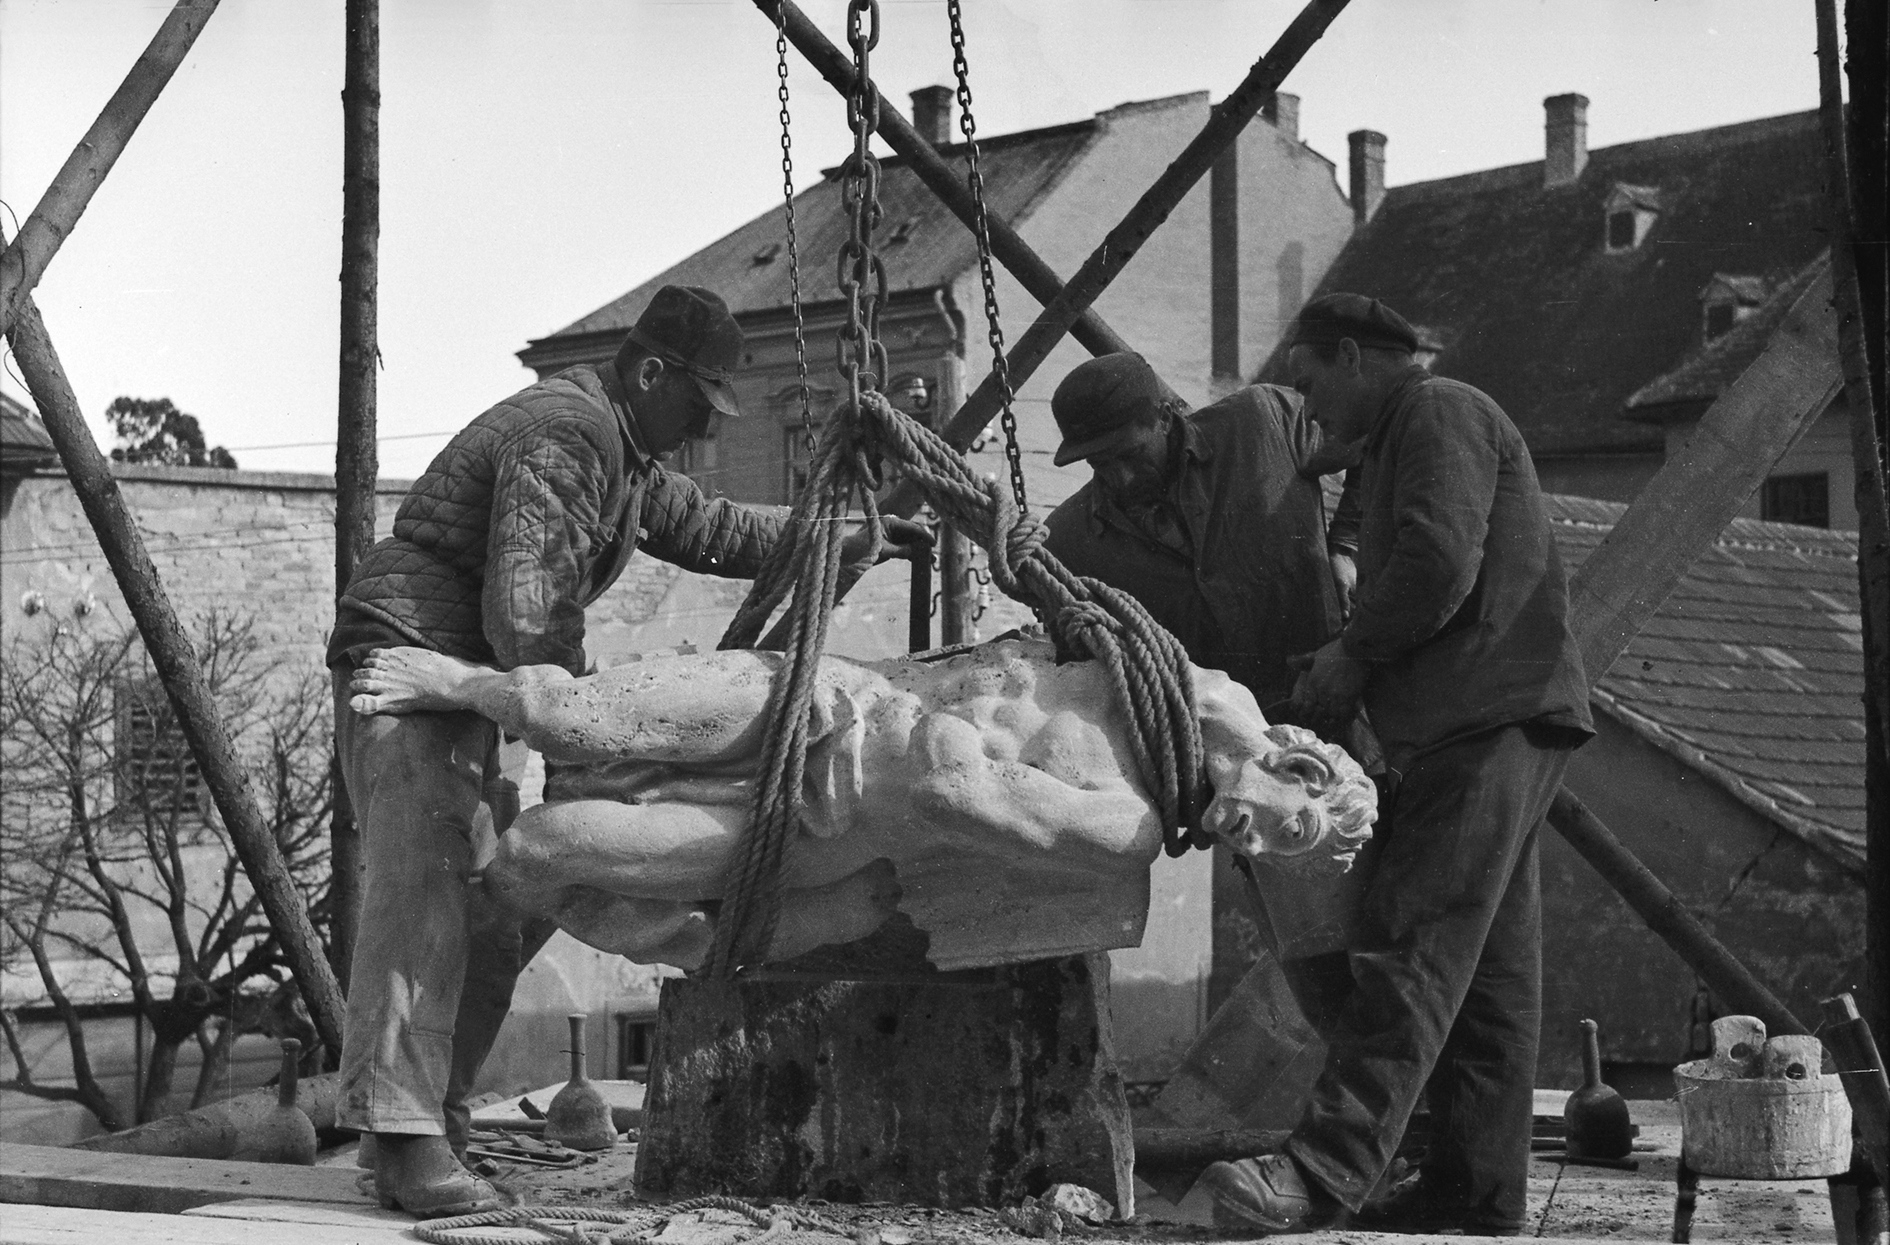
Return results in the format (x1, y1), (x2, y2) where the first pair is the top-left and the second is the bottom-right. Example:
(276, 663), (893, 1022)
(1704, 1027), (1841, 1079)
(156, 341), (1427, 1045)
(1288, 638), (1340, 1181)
(0, 0), (347, 1055)
(0, 0), (1877, 1081)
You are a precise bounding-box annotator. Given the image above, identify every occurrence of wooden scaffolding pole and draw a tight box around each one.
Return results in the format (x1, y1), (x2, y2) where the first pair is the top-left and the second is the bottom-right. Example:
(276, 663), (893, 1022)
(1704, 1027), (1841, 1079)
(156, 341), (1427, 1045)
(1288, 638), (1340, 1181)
(5, 296), (347, 1056)
(330, 0), (381, 990)
(1840, 0), (1890, 1060)
(0, 0), (221, 336)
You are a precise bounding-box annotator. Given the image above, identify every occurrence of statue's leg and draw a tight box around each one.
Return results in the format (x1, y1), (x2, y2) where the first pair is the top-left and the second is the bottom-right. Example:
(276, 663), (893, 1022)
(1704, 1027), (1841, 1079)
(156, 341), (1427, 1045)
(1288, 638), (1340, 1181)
(351, 647), (787, 768)
(487, 798), (867, 908)
(528, 857), (902, 969)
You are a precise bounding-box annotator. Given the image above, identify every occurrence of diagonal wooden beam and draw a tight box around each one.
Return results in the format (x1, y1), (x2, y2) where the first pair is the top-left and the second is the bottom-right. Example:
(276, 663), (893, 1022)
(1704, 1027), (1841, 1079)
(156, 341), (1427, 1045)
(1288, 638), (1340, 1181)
(5, 293), (346, 1057)
(932, 0), (1351, 457)
(755, 0), (1137, 365)
(1567, 269), (1843, 683)
(0, 0), (221, 336)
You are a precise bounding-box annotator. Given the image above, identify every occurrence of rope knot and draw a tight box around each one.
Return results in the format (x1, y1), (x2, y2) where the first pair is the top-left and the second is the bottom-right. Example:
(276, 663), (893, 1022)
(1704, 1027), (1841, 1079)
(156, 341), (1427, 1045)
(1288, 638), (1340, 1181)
(982, 476), (1045, 597)
(1056, 599), (1119, 649)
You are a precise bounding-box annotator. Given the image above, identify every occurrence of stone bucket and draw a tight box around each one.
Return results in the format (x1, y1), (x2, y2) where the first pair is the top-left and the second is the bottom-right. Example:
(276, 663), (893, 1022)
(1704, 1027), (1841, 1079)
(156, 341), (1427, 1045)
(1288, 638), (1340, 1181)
(1673, 1059), (1853, 1179)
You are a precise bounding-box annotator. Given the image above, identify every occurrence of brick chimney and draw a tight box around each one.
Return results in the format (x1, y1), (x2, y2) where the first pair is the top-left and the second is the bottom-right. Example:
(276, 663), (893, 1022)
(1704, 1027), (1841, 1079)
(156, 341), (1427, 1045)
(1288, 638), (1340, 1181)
(1544, 93), (1589, 187)
(1262, 91), (1300, 141)
(1348, 129), (1387, 224)
(910, 86), (954, 146)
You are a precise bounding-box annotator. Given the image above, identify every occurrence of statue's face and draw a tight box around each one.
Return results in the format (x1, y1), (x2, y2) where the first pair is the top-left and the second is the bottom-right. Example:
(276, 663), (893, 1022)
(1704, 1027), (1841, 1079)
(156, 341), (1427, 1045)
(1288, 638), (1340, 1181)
(1202, 728), (1374, 875)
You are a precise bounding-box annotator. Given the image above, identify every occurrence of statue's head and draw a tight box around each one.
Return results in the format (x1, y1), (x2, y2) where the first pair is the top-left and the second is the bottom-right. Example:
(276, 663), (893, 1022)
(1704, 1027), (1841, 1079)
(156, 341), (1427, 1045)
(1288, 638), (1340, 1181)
(1202, 722), (1376, 877)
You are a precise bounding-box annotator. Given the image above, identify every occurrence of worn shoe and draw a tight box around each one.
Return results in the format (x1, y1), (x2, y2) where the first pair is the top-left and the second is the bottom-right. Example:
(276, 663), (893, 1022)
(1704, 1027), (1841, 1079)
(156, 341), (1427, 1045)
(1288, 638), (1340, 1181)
(1199, 1153), (1343, 1234)
(373, 1132), (504, 1219)
(1349, 1175), (1522, 1237)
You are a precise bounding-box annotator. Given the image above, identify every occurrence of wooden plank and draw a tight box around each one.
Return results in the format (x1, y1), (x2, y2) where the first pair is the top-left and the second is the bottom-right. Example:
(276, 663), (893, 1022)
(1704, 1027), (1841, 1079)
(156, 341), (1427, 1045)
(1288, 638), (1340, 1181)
(1566, 266), (1843, 684)
(182, 1197), (411, 1229)
(0, 1142), (374, 1216)
(0, 1203), (411, 1245)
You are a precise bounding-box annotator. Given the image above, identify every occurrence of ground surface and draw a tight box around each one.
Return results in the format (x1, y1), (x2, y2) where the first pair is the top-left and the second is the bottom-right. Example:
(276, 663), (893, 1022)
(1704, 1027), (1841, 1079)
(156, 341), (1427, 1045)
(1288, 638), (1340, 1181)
(297, 1099), (1837, 1243)
(0, 1096), (1845, 1243)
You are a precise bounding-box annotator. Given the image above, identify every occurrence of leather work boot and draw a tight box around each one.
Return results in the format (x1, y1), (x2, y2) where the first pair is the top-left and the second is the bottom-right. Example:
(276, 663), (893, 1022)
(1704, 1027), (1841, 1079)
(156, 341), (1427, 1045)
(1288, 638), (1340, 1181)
(373, 1132), (503, 1218)
(1199, 1153), (1344, 1234)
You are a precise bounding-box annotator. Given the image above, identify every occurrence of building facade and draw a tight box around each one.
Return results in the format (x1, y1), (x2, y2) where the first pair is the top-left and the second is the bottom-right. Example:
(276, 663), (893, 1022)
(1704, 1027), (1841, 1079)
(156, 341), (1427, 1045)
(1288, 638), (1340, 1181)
(1273, 102), (1842, 522)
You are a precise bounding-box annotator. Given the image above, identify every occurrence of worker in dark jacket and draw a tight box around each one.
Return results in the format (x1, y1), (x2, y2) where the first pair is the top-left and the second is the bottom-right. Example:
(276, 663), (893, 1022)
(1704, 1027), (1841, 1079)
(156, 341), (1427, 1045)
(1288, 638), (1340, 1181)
(327, 286), (925, 1217)
(1041, 352), (1353, 717)
(1202, 294), (1592, 1236)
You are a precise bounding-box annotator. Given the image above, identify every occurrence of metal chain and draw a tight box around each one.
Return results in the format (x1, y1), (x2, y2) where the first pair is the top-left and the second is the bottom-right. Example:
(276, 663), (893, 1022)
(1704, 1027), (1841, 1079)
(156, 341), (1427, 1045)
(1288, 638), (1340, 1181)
(835, 0), (888, 412)
(775, 4), (815, 465)
(947, 0), (1027, 515)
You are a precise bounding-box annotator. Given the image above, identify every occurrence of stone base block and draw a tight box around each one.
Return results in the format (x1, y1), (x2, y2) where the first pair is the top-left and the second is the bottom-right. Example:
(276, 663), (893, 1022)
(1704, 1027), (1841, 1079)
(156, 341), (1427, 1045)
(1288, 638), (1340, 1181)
(634, 954), (1134, 1213)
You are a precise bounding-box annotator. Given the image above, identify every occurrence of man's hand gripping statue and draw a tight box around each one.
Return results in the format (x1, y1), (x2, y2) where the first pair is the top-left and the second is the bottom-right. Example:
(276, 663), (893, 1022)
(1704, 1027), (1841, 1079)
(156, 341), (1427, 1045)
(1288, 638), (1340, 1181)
(350, 638), (1376, 972)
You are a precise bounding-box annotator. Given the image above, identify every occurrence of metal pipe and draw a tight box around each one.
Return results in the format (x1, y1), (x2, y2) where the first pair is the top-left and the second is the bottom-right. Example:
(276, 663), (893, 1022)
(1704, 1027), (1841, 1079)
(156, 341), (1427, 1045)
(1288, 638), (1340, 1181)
(0, 0), (222, 335)
(908, 545), (933, 654)
(5, 296), (346, 1056)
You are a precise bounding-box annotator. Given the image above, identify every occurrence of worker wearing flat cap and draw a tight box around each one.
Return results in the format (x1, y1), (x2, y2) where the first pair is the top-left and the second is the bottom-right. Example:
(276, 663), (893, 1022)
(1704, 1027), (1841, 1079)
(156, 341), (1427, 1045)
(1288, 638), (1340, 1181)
(327, 285), (927, 1217)
(1199, 293), (1592, 1237)
(1041, 352), (1357, 723)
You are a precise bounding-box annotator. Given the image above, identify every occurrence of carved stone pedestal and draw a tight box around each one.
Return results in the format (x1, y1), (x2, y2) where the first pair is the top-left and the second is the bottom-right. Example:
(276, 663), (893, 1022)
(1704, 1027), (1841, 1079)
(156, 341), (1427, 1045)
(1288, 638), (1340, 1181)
(634, 952), (1135, 1213)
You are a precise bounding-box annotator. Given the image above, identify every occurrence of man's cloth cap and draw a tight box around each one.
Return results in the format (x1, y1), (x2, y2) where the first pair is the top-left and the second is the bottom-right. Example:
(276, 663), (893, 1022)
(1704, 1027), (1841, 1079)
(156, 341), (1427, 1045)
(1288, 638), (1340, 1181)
(623, 285), (745, 417)
(1051, 352), (1170, 467)
(1290, 293), (1420, 354)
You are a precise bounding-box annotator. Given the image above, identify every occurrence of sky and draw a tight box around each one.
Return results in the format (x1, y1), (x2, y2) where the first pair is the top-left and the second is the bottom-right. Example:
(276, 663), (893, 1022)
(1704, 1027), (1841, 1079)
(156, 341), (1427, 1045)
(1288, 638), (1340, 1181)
(0, 0), (1825, 480)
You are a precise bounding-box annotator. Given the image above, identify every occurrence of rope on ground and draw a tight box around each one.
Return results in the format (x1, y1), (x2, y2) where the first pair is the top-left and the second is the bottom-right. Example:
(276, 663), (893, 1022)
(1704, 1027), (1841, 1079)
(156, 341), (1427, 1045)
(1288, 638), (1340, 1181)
(412, 1193), (852, 1245)
(708, 390), (1207, 977)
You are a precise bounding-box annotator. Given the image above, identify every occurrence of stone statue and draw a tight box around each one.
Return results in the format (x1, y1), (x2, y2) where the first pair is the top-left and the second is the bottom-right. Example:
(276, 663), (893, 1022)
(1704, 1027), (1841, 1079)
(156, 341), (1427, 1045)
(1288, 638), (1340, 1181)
(348, 638), (1375, 971)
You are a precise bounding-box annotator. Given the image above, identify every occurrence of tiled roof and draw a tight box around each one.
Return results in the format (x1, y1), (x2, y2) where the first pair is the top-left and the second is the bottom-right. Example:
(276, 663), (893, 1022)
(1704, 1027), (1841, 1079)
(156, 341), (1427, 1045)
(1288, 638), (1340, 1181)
(532, 115), (1106, 342)
(1626, 253), (1830, 417)
(1548, 493), (1864, 872)
(1, 389), (58, 470)
(1271, 110), (1829, 458)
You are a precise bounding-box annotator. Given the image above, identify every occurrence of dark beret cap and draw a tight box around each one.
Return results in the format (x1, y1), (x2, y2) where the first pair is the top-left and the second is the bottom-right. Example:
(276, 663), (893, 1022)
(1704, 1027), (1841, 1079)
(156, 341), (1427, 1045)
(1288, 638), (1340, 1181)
(1290, 292), (1419, 354)
(1050, 353), (1170, 467)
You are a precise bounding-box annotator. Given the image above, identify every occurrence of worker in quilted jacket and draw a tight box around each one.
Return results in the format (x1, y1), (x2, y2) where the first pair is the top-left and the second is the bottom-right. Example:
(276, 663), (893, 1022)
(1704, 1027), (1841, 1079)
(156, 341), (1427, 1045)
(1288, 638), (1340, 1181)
(326, 285), (928, 1217)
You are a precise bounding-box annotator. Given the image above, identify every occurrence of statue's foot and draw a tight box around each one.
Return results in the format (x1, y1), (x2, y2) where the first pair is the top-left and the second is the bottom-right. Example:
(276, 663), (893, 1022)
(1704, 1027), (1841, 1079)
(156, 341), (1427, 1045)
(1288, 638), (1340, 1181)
(350, 646), (481, 716)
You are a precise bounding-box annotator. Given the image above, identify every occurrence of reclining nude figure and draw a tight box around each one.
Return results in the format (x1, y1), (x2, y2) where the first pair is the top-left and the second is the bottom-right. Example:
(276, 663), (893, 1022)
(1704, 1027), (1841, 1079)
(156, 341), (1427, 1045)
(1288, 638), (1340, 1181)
(349, 638), (1375, 971)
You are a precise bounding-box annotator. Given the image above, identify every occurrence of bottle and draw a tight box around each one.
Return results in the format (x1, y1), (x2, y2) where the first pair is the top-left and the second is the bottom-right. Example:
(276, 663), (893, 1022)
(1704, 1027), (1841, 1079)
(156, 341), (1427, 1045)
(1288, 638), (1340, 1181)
(545, 1013), (617, 1152)
(234, 1038), (318, 1165)
(1564, 1019), (1633, 1160)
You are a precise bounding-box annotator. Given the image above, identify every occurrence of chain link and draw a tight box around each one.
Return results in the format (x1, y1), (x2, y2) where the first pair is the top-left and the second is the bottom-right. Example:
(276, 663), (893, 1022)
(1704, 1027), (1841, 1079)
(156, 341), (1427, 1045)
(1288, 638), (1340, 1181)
(836, 0), (888, 411)
(775, 4), (815, 465)
(947, 0), (1027, 515)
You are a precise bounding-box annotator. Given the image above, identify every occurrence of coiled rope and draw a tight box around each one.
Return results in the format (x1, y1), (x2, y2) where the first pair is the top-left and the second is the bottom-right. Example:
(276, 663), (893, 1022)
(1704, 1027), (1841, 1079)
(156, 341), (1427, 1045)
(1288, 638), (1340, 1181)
(413, 1193), (852, 1245)
(707, 391), (1207, 977)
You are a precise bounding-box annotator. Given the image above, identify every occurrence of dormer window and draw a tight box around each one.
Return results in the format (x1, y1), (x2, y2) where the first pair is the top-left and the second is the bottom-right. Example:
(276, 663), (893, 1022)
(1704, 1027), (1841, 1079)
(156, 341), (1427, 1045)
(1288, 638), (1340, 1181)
(1603, 182), (1661, 252)
(1698, 273), (1768, 342)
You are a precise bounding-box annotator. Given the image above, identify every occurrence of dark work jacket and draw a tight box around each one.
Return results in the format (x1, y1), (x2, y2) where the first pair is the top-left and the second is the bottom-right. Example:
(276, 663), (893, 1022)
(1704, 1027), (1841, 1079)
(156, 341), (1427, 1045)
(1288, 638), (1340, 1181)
(329, 364), (781, 674)
(1340, 367), (1592, 765)
(1043, 385), (1348, 711)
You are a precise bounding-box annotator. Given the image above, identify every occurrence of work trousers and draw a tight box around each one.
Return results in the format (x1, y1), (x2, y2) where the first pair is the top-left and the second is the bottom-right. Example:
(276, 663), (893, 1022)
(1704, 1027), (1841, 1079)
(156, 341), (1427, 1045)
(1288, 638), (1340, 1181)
(332, 669), (557, 1136)
(1285, 721), (1574, 1232)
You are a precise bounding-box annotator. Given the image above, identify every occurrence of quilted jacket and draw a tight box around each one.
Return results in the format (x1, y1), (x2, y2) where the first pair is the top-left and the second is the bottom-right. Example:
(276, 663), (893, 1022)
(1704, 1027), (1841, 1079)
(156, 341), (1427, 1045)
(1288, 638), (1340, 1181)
(331, 363), (782, 673)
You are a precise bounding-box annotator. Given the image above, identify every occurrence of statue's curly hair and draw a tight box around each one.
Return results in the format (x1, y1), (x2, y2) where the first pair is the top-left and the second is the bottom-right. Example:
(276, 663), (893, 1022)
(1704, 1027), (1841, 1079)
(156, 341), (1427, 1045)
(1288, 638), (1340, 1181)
(1260, 723), (1378, 873)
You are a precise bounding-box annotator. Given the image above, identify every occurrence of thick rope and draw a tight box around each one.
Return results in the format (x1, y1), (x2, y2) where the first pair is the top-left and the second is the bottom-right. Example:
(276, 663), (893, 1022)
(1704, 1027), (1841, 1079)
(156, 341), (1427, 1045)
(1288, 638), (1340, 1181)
(709, 392), (1205, 977)
(413, 1193), (851, 1245)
